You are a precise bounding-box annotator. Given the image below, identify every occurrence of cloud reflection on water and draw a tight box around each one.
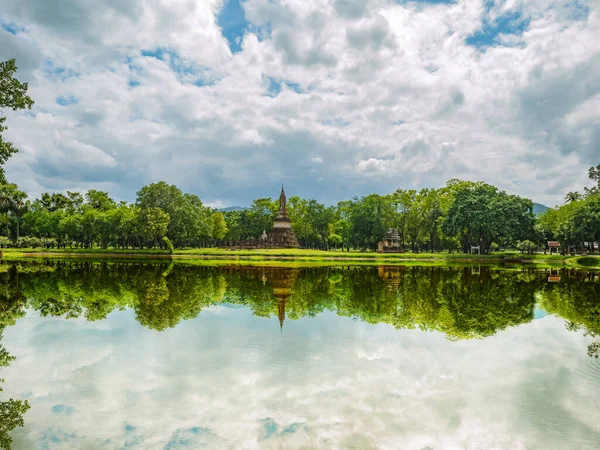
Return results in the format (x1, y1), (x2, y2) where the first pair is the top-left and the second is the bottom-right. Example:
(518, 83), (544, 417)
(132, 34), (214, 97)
(2, 305), (599, 450)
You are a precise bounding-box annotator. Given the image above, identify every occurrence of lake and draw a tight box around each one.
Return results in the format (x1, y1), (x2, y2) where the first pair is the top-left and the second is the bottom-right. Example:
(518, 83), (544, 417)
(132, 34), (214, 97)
(0, 261), (599, 449)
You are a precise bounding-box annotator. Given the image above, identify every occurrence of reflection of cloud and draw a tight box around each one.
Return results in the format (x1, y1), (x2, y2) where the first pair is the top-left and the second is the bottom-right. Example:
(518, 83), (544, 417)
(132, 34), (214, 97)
(51, 404), (74, 416)
(165, 427), (218, 449)
(1, 310), (599, 449)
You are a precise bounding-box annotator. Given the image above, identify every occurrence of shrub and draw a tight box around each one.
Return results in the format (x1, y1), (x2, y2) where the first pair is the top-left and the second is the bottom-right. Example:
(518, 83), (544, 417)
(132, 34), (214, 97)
(0, 236), (11, 248)
(516, 240), (537, 254)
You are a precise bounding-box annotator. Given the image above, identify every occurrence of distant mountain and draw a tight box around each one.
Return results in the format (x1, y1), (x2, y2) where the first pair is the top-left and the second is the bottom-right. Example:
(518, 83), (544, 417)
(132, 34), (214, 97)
(533, 203), (550, 215)
(218, 206), (247, 212)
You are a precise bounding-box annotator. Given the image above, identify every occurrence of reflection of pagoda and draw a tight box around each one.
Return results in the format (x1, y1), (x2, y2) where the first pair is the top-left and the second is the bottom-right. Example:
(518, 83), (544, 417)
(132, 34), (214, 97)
(230, 266), (300, 331)
(267, 267), (300, 331)
(377, 266), (404, 291)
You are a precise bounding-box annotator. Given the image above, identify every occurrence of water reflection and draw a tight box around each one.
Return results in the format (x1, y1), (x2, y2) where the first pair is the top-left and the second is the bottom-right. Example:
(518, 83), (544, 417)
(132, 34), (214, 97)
(0, 262), (598, 449)
(0, 263), (598, 344)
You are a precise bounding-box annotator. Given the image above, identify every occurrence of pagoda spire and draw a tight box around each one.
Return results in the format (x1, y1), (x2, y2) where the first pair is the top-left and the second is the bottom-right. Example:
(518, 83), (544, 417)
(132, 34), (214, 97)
(277, 184), (288, 218)
(278, 299), (286, 332)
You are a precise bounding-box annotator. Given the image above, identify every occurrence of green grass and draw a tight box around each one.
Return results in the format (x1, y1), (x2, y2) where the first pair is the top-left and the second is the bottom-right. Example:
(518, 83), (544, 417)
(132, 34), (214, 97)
(0, 247), (568, 258)
(572, 256), (600, 268)
(1, 247), (596, 268)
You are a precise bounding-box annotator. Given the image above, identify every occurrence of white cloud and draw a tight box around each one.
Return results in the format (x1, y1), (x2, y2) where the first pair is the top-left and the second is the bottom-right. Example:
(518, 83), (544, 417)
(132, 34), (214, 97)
(0, 0), (598, 206)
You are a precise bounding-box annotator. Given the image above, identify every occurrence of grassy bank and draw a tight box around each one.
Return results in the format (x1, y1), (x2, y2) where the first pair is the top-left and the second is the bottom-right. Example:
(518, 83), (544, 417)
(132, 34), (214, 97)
(1, 247), (598, 268)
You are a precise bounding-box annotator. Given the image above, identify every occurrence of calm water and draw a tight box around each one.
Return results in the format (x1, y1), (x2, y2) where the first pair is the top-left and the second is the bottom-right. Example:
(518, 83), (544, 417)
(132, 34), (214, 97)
(0, 262), (599, 449)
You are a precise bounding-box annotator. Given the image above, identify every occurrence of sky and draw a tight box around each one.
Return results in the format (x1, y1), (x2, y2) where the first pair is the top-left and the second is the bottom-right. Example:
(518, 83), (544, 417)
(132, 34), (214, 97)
(3, 307), (599, 449)
(0, 0), (599, 208)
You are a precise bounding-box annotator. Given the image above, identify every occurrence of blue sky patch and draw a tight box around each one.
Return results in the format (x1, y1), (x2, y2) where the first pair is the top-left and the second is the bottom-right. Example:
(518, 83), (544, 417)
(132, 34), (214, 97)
(567, 0), (591, 20)
(264, 76), (304, 96)
(217, 0), (249, 53)
(140, 48), (216, 87)
(249, 22), (272, 42)
(193, 75), (216, 87)
(265, 76), (281, 96)
(466, 10), (529, 48)
(42, 59), (81, 81)
(1, 20), (25, 35)
(128, 79), (141, 88)
(125, 56), (144, 76)
(56, 95), (79, 106)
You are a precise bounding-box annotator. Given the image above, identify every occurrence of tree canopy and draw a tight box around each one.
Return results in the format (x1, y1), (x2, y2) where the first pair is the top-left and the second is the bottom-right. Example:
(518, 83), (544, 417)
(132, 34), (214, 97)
(0, 59), (34, 184)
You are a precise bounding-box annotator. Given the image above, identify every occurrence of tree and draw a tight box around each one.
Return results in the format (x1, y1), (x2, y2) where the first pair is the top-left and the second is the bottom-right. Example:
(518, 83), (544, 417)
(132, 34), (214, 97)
(442, 182), (534, 253)
(327, 233), (342, 249)
(565, 191), (581, 203)
(85, 189), (116, 211)
(0, 59), (34, 183)
(565, 192), (581, 203)
(136, 183), (212, 247)
(0, 184), (15, 237)
(9, 190), (27, 243)
(343, 194), (395, 250)
(40, 193), (71, 212)
(138, 207), (170, 248)
(211, 212), (228, 245)
(588, 164), (600, 190)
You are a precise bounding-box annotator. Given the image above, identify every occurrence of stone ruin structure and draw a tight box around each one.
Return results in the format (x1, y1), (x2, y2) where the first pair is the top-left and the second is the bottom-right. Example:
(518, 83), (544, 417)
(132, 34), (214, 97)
(377, 228), (404, 253)
(227, 185), (299, 249)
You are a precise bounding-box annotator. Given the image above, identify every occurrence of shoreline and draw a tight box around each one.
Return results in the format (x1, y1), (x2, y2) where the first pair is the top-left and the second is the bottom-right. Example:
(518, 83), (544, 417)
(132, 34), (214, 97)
(1, 249), (598, 268)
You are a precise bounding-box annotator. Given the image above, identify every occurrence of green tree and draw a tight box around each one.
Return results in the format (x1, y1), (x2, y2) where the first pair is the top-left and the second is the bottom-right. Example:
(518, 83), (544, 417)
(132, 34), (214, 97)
(85, 189), (116, 211)
(9, 190), (27, 243)
(138, 207), (170, 248)
(588, 164), (600, 191)
(40, 193), (71, 212)
(211, 212), (228, 245)
(442, 183), (534, 253)
(136, 182), (212, 247)
(565, 191), (581, 203)
(0, 59), (34, 183)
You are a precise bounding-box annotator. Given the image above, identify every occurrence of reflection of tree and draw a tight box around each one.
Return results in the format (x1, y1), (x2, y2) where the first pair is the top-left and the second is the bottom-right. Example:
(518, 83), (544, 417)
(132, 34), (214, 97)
(329, 266), (542, 340)
(0, 261), (597, 348)
(438, 268), (540, 339)
(539, 270), (600, 358)
(135, 267), (223, 331)
(0, 269), (30, 449)
(0, 396), (30, 450)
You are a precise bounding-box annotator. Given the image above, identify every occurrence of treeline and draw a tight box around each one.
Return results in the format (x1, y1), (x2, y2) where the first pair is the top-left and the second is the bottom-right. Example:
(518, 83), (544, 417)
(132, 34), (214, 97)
(0, 182), (219, 250)
(538, 165), (600, 251)
(0, 165), (598, 252)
